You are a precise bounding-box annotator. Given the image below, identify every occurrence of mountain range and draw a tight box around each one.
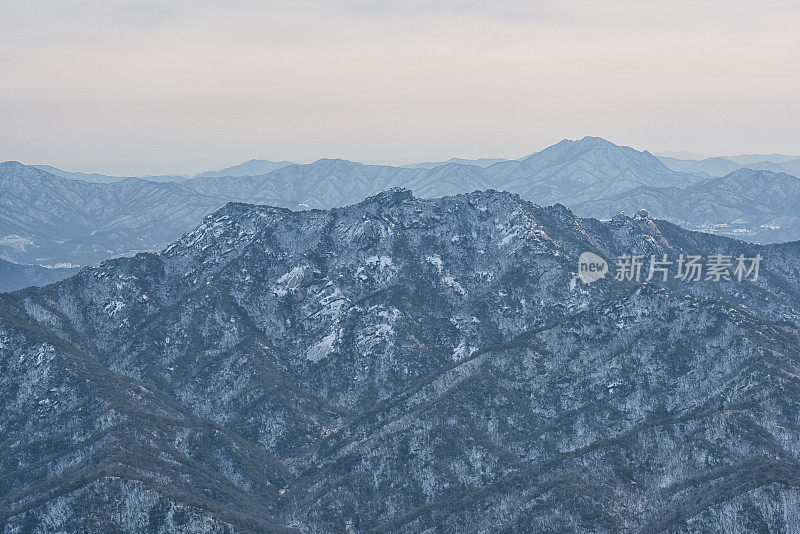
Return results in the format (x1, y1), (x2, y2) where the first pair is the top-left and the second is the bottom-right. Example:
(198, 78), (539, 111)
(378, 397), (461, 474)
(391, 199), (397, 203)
(182, 137), (700, 209)
(194, 159), (295, 179)
(2, 189), (800, 531)
(32, 165), (191, 184)
(31, 159), (297, 184)
(573, 168), (800, 243)
(403, 157), (511, 169)
(0, 162), (223, 266)
(3, 137), (800, 271)
(658, 155), (800, 178)
(0, 259), (78, 292)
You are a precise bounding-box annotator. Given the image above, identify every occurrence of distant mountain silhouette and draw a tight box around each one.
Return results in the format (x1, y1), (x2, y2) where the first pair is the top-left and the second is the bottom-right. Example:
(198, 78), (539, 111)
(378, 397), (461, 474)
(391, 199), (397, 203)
(4, 137), (800, 269)
(194, 159), (294, 178)
(0, 161), (222, 266)
(575, 169), (800, 242)
(0, 257), (78, 292)
(659, 155), (800, 177)
(403, 156), (511, 169)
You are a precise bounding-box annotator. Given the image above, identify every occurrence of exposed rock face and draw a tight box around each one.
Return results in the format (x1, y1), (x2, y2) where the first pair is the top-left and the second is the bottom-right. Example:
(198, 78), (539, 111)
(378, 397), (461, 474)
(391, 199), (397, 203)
(2, 189), (800, 532)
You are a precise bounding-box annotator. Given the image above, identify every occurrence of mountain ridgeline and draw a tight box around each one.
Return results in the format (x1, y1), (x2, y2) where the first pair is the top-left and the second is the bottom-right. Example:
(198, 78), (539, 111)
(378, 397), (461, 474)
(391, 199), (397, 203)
(658, 154), (800, 178)
(0, 259), (79, 292)
(4, 137), (800, 269)
(0, 162), (224, 266)
(181, 137), (699, 209)
(2, 190), (800, 531)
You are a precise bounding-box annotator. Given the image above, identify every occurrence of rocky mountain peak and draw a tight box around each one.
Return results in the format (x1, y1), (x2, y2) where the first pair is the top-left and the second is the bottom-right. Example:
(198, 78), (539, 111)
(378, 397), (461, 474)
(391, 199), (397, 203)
(3, 189), (800, 532)
(359, 186), (416, 207)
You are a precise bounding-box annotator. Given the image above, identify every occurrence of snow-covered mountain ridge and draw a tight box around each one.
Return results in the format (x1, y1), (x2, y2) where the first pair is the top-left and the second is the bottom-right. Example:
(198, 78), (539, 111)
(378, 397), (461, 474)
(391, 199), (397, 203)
(4, 137), (800, 270)
(2, 189), (800, 531)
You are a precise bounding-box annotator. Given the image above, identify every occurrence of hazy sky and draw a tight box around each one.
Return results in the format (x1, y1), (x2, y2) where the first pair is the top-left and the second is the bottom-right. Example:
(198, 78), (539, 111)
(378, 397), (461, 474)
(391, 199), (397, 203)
(1, 0), (799, 175)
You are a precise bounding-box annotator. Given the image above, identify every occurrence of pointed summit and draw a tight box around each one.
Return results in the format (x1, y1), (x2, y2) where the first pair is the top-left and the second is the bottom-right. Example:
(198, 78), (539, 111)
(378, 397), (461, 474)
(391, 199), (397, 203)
(360, 187), (415, 207)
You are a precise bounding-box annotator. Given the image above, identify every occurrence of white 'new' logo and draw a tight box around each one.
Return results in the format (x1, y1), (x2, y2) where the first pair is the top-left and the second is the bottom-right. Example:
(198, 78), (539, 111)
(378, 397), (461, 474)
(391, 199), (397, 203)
(578, 252), (608, 284)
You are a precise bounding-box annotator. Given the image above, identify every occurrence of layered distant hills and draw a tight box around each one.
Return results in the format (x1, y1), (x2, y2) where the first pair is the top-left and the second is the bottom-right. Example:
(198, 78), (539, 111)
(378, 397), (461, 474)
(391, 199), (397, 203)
(194, 158), (294, 178)
(574, 168), (800, 243)
(0, 162), (224, 267)
(0, 259), (78, 292)
(180, 137), (701, 209)
(657, 155), (800, 178)
(3, 137), (799, 270)
(3, 190), (800, 531)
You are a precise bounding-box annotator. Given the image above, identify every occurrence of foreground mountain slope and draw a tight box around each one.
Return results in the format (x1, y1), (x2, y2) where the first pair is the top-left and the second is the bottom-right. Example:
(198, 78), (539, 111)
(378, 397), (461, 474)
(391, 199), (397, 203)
(0, 292), (292, 532)
(2, 190), (800, 532)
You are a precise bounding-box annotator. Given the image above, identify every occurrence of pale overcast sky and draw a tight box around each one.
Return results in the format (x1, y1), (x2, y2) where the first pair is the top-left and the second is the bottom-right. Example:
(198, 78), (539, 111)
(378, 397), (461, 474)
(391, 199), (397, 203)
(1, 0), (798, 175)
